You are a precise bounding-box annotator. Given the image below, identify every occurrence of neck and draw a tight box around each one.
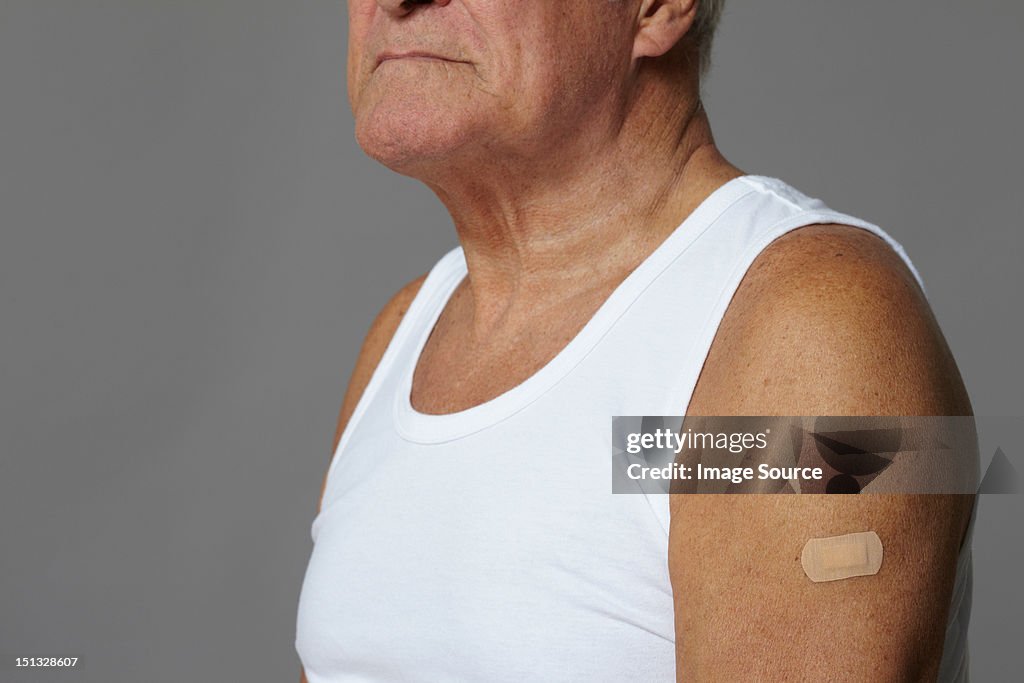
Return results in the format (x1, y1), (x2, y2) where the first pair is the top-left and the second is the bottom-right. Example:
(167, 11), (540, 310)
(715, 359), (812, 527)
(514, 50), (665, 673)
(415, 77), (742, 333)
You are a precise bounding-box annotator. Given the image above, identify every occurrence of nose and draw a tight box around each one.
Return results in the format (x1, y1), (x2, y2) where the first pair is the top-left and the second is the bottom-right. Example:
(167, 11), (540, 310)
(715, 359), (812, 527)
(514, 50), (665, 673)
(376, 0), (451, 18)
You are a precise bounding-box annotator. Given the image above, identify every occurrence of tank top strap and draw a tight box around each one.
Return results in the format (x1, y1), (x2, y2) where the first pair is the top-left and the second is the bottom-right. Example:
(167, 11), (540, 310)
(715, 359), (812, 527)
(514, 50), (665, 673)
(315, 245), (466, 503)
(657, 175), (928, 414)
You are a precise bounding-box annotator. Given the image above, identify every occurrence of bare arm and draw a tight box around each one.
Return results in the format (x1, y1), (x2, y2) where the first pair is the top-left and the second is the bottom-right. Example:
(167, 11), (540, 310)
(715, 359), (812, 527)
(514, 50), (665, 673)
(672, 225), (974, 681)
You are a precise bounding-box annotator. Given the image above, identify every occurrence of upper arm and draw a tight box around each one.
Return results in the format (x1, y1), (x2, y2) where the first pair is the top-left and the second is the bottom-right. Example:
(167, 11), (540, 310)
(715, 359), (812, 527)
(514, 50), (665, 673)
(672, 225), (974, 681)
(316, 273), (427, 512)
(688, 224), (970, 417)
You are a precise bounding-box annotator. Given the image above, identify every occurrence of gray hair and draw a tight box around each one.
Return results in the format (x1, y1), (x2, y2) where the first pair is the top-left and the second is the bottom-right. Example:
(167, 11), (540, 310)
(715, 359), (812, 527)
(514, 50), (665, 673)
(692, 0), (726, 75)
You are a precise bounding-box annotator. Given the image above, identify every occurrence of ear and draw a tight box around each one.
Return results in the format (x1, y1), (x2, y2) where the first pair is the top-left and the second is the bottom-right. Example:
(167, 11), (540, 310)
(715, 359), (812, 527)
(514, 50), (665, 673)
(632, 0), (699, 59)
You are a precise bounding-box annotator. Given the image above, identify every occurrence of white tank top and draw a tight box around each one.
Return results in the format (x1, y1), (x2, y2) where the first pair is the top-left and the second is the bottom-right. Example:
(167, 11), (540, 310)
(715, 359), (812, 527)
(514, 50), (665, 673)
(296, 175), (973, 682)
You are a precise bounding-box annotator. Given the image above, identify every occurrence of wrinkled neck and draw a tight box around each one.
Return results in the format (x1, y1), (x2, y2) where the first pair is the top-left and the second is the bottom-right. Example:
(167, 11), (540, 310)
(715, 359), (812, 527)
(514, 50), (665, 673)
(414, 77), (740, 336)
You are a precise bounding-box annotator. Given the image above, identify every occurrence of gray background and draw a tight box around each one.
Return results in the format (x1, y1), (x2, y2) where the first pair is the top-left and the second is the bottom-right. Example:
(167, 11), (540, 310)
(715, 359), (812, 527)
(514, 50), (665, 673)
(1, 1), (1020, 681)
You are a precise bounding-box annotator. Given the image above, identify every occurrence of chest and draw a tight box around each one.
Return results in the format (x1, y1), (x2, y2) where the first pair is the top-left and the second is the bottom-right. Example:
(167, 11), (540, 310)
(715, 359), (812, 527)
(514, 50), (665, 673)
(300, 403), (677, 682)
(409, 282), (619, 415)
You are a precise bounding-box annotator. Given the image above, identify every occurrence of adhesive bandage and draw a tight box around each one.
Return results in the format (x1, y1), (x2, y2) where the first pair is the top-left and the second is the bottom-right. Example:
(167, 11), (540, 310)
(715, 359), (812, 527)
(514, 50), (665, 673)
(800, 531), (883, 583)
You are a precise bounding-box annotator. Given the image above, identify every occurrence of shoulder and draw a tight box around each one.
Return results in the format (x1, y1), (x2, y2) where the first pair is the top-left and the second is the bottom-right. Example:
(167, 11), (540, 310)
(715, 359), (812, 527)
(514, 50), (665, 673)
(335, 273), (427, 438)
(689, 223), (971, 416)
(360, 273), (429, 359)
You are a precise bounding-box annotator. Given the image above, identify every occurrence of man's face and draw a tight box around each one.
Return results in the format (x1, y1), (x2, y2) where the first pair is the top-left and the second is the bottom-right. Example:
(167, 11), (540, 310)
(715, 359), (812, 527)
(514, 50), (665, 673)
(347, 0), (637, 174)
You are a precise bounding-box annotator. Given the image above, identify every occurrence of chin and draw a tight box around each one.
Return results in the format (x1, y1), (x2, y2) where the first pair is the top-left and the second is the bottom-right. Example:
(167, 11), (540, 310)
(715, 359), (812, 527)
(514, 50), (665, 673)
(353, 77), (483, 176)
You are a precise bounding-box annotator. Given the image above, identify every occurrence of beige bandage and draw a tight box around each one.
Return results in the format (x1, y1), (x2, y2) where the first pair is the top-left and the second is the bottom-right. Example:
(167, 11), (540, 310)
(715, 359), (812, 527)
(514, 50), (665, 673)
(800, 531), (883, 583)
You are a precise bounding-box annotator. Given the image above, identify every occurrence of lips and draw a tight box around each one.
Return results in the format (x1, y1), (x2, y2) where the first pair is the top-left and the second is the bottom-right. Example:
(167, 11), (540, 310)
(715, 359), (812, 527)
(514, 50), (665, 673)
(374, 51), (468, 69)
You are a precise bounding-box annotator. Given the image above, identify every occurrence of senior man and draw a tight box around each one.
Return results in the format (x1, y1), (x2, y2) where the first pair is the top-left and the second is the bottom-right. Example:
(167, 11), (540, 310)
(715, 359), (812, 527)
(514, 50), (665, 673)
(296, 1), (975, 681)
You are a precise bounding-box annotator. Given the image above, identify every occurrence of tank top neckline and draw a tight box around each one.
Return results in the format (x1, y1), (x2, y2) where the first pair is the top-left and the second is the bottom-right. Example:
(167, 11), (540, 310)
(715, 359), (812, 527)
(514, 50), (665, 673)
(392, 175), (759, 444)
